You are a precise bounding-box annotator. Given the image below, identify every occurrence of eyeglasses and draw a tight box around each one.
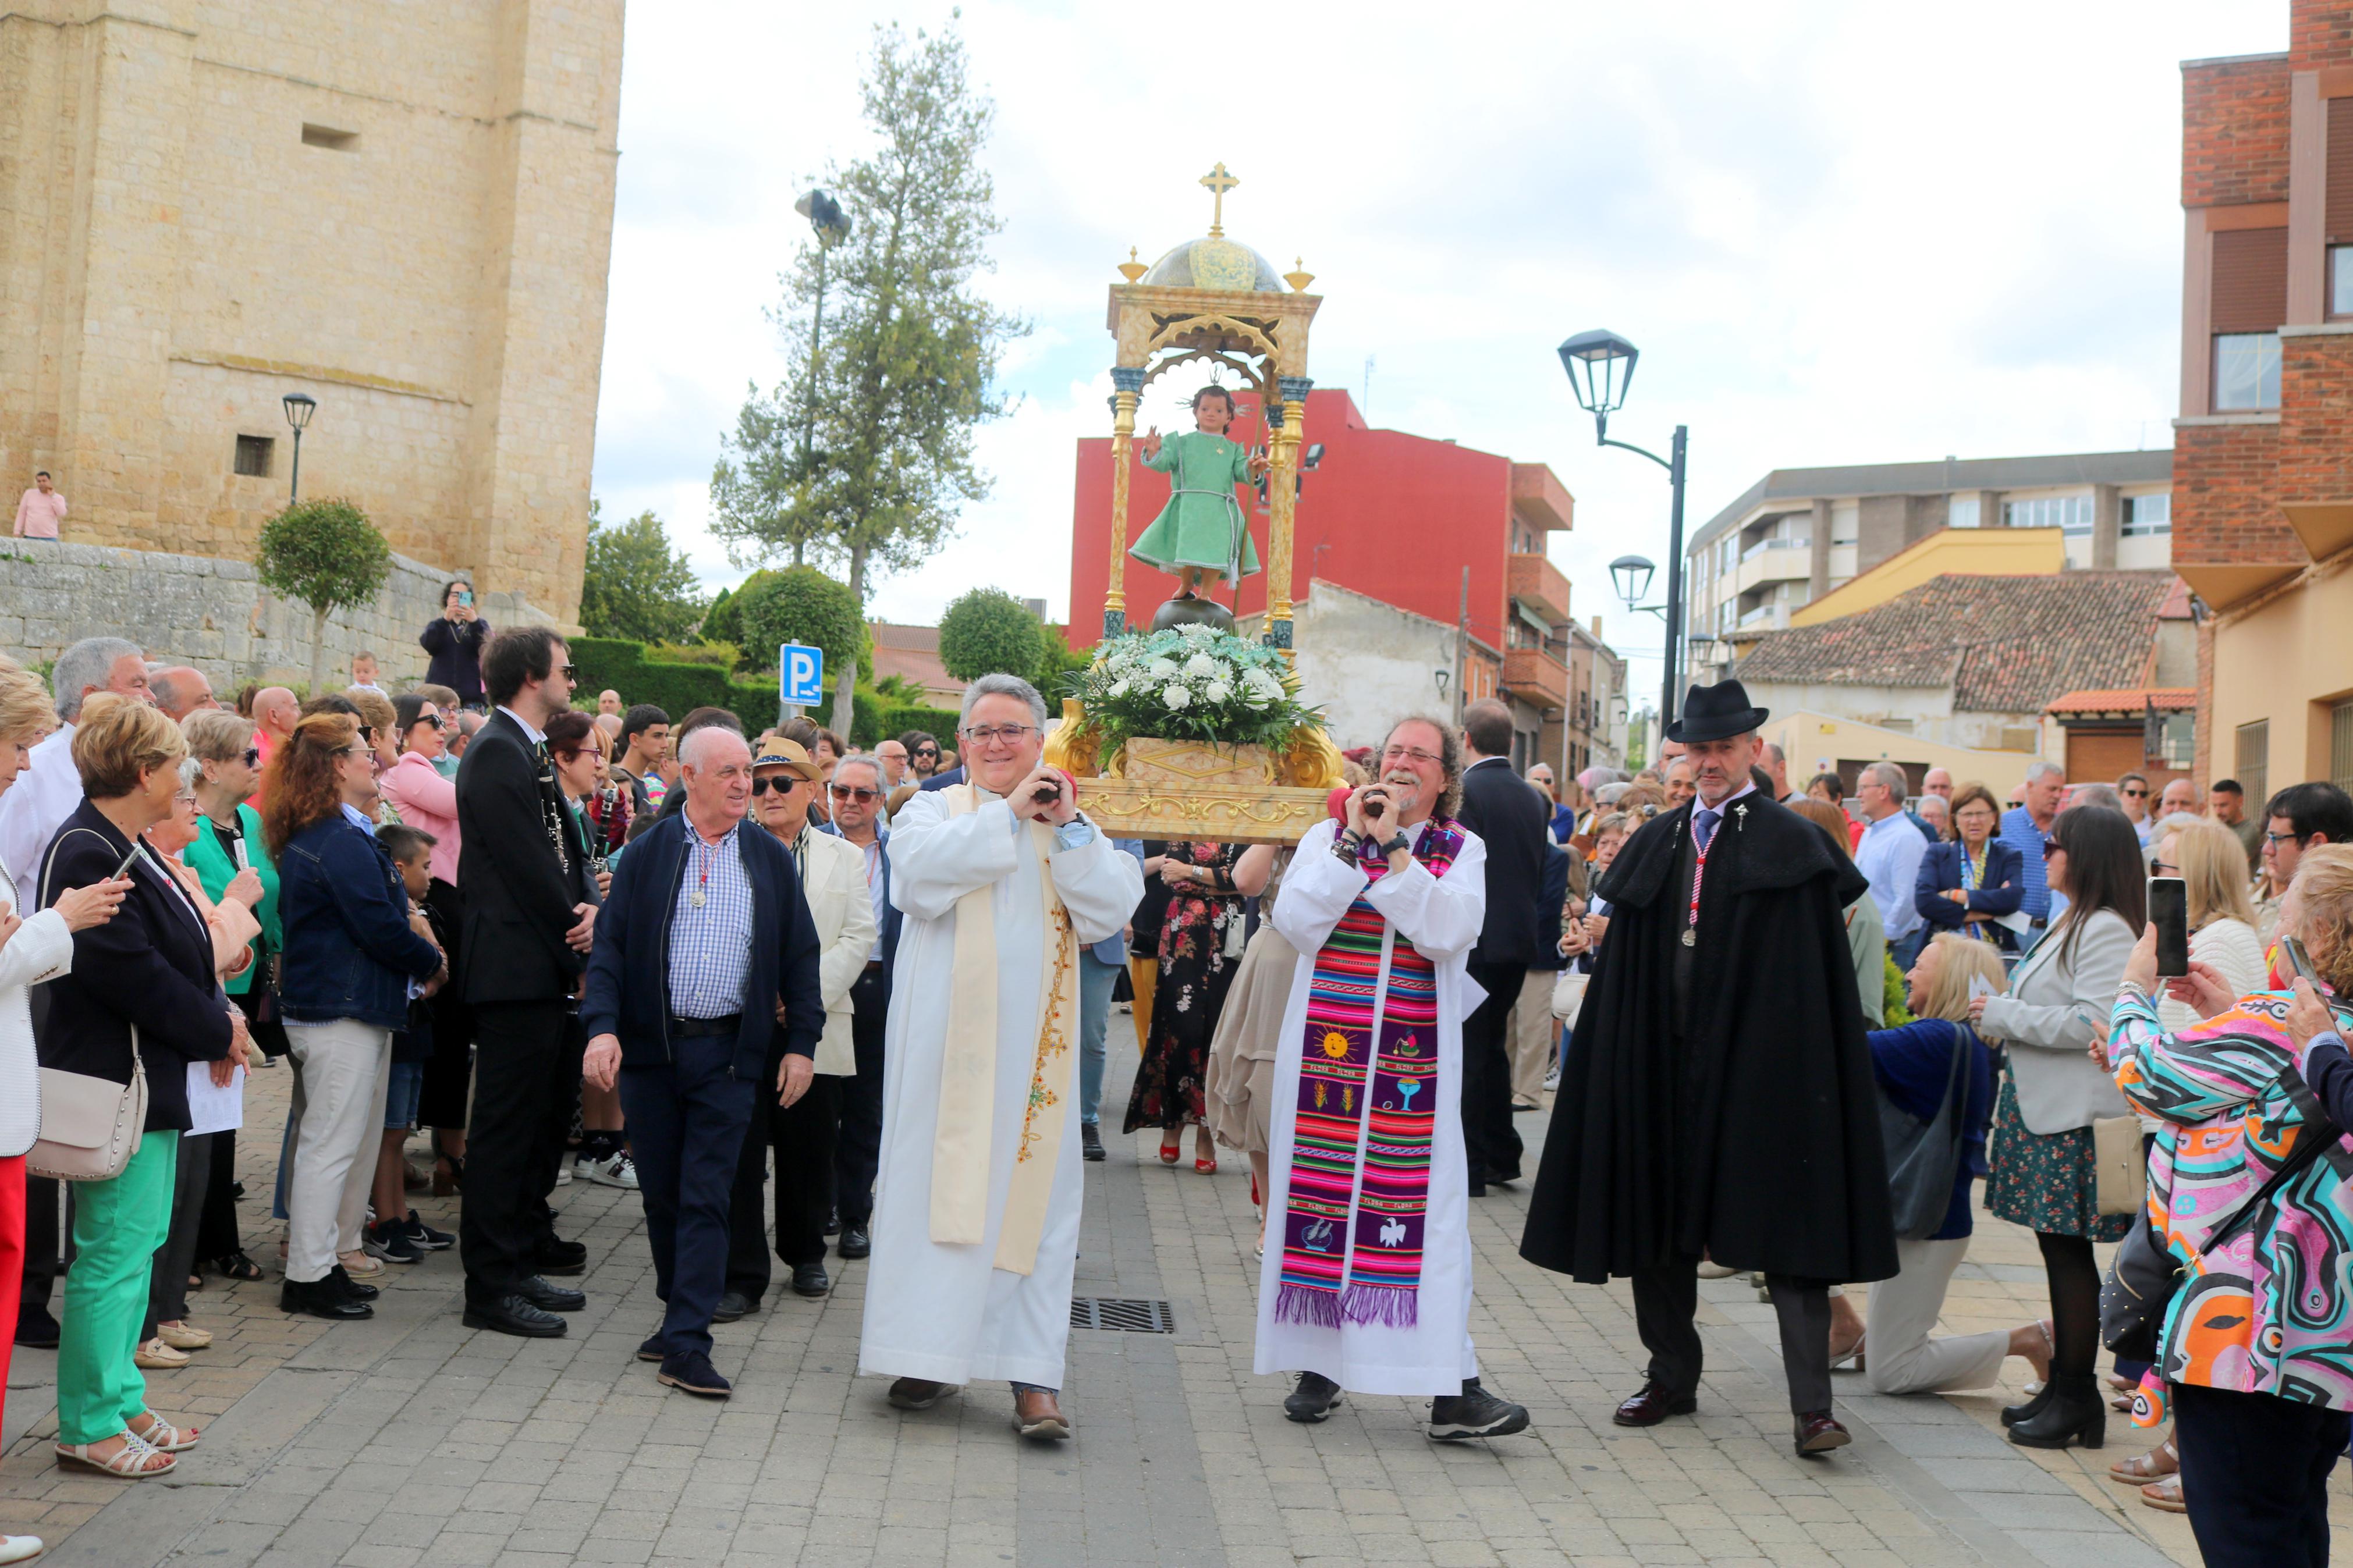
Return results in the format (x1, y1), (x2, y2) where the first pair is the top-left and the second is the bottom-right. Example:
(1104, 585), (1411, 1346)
(410, 714), (444, 731)
(2266, 831), (2303, 846)
(2121, 787), (2149, 798)
(912, 747), (938, 759)
(553, 748), (586, 764)
(341, 745), (370, 761)
(357, 724), (375, 744)
(2042, 838), (2062, 859)
(1381, 745), (1443, 766)
(2151, 860), (2180, 874)
(961, 724), (1037, 746)
(829, 784), (879, 802)
(749, 776), (798, 796)
(559, 664), (577, 681)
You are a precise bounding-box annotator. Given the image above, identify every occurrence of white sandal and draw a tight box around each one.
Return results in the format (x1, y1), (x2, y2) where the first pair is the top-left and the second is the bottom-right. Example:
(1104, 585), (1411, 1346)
(129, 1413), (200, 1453)
(54, 1433), (175, 1478)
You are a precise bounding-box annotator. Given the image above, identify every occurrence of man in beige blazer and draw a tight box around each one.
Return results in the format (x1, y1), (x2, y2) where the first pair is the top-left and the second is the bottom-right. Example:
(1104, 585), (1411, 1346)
(721, 738), (877, 1311)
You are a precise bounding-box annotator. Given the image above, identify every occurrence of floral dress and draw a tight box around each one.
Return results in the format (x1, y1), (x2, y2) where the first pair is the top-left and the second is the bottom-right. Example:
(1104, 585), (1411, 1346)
(1123, 842), (1245, 1133)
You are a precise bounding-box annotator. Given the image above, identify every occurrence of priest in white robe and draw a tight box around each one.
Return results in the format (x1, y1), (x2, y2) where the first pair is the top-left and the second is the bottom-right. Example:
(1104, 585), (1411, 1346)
(860, 673), (1144, 1441)
(1254, 715), (1532, 1439)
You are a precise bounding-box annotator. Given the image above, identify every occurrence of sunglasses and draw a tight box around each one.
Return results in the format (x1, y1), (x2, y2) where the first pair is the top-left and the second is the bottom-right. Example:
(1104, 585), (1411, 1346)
(357, 724), (375, 744)
(240, 747), (261, 767)
(912, 748), (939, 759)
(2042, 838), (2062, 859)
(410, 713), (444, 731)
(2151, 859), (2180, 874)
(829, 784), (879, 802)
(750, 776), (798, 796)
(2121, 787), (2148, 798)
(559, 664), (577, 681)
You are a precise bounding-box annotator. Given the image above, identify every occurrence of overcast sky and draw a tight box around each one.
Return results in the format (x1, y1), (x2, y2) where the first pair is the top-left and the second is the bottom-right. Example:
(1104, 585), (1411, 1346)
(589, 1), (2285, 697)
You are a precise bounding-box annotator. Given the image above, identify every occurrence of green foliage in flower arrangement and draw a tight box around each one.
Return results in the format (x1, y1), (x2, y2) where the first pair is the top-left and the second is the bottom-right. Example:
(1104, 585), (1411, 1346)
(1068, 623), (1323, 752)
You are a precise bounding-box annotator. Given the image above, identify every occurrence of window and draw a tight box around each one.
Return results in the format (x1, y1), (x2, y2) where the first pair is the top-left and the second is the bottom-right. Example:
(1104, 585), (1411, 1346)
(2334, 247), (2353, 319)
(2121, 494), (2171, 537)
(301, 123), (359, 152)
(2333, 701), (2353, 796)
(2214, 332), (2281, 411)
(2235, 719), (2270, 814)
(2002, 495), (2094, 534)
(1949, 496), (1980, 529)
(233, 435), (274, 477)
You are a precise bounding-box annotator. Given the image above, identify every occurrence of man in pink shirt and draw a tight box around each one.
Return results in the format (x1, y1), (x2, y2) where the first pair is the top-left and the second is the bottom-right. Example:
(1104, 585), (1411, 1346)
(13, 471), (64, 538)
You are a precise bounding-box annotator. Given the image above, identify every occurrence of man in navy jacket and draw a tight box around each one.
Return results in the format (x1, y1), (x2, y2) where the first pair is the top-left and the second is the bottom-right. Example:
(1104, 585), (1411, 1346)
(583, 727), (825, 1398)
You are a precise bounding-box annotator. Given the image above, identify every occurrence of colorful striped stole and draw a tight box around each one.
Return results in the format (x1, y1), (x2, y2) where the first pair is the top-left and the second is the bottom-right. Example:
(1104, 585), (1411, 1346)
(1273, 817), (1464, 1330)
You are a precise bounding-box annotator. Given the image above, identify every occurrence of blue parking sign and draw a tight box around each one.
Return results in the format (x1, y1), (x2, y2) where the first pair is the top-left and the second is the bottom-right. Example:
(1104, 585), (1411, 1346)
(780, 643), (825, 706)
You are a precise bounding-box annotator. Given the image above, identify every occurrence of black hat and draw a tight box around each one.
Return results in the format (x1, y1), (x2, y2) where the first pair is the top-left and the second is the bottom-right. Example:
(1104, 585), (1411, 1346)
(1665, 679), (1769, 745)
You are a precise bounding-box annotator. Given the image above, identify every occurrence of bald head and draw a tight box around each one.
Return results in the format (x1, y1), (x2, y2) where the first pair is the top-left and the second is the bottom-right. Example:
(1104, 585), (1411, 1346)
(148, 664), (216, 721)
(254, 687), (299, 739)
(679, 725), (753, 834)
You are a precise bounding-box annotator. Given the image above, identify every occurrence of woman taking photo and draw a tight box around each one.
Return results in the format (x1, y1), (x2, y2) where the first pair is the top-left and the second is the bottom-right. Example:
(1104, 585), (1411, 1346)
(40, 694), (243, 1479)
(1915, 784), (2024, 952)
(2110, 845), (2353, 1562)
(267, 713), (445, 1321)
(418, 577), (492, 710)
(1970, 805), (2143, 1450)
(181, 710), (278, 1282)
(0, 659), (125, 1539)
(377, 692), (472, 1194)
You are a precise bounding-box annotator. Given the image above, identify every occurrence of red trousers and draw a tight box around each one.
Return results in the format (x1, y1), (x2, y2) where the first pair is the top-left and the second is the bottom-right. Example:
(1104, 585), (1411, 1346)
(0, 1154), (22, 1438)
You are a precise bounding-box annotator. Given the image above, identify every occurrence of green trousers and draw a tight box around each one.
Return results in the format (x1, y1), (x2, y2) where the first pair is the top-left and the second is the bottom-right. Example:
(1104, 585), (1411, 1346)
(56, 1130), (176, 1445)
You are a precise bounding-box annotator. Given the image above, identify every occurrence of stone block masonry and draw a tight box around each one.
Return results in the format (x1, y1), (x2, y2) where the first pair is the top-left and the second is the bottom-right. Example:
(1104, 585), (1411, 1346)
(0, 539), (552, 693)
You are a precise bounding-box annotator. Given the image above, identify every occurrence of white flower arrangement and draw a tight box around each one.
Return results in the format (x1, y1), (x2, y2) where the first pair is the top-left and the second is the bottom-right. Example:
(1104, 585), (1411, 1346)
(1064, 624), (1325, 752)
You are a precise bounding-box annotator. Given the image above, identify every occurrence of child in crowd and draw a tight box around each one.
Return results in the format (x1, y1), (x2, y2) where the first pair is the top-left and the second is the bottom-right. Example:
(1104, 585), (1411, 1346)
(350, 650), (386, 696)
(365, 824), (456, 1265)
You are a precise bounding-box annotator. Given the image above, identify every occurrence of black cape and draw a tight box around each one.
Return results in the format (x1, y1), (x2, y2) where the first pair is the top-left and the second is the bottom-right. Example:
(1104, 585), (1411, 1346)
(1519, 793), (1900, 1286)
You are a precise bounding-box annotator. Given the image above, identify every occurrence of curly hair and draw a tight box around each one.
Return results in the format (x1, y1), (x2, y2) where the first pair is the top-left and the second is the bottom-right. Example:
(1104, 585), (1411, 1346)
(1379, 715), (1463, 820)
(2292, 844), (2353, 996)
(261, 712), (359, 858)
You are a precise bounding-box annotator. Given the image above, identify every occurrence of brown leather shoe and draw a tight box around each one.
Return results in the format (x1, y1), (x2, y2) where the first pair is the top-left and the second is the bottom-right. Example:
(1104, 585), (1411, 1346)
(1612, 1382), (1698, 1427)
(886, 1377), (954, 1411)
(1013, 1388), (1071, 1441)
(1794, 1410), (1851, 1456)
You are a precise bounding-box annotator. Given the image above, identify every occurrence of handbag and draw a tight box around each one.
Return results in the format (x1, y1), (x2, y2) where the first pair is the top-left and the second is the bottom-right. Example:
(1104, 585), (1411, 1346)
(2092, 1113), (2145, 1215)
(25, 827), (148, 1181)
(2100, 1065), (2341, 1359)
(1878, 1019), (1974, 1240)
(1550, 969), (1587, 1023)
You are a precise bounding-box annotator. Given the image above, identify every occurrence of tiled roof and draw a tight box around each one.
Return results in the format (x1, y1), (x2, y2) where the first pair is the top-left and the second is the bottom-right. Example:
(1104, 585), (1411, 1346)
(2045, 687), (2196, 716)
(1734, 571), (2175, 716)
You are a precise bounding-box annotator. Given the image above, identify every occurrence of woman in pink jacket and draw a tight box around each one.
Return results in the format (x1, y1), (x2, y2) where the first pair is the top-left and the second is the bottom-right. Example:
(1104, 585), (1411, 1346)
(377, 695), (470, 1188)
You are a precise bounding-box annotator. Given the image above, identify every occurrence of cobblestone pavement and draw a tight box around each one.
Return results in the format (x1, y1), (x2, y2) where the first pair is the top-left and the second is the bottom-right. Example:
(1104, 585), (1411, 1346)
(4, 1032), (2342, 1565)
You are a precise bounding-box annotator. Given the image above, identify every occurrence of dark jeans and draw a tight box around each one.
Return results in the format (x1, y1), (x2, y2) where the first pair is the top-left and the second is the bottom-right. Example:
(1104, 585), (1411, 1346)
(21, 1175), (60, 1319)
(832, 969), (887, 1229)
(460, 1001), (583, 1302)
(621, 1032), (755, 1360)
(1461, 959), (1527, 1186)
(726, 1070), (840, 1298)
(418, 880), (474, 1130)
(2176, 1381), (2350, 1568)
(194, 1129), (241, 1261)
(1631, 1257), (1834, 1415)
(144, 1132), (211, 1335)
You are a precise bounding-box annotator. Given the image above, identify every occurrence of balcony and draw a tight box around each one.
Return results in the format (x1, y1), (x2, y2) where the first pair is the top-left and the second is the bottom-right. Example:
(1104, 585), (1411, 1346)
(1502, 647), (1570, 709)
(1506, 552), (1572, 624)
(1734, 541), (1812, 596)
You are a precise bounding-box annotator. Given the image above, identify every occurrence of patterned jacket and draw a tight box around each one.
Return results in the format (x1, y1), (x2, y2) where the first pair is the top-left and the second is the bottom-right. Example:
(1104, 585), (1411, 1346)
(2110, 981), (2353, 1409)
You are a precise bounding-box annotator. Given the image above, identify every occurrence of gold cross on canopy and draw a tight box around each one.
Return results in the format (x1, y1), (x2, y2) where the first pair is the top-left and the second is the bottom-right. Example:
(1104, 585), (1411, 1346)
(1199, 162), (1238, 237)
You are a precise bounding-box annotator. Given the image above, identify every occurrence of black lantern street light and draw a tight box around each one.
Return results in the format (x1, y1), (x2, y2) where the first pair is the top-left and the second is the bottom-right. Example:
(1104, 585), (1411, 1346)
(1559, 329), (1690, 727)
(791, 189), (855, 553)
(282, 393), (317, 504)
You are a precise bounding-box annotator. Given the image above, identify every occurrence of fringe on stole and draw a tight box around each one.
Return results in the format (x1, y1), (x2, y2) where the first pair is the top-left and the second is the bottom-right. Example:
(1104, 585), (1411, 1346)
(1273, 1282), (1421, 1330)
(1273, 1283), (1343, 1329)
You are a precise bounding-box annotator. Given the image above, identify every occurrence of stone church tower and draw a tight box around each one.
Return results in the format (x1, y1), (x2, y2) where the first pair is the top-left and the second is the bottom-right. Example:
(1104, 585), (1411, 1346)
(0, 1), (623, 622)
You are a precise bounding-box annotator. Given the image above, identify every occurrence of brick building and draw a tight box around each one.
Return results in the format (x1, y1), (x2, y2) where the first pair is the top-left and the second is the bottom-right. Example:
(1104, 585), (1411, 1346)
(1069, 386), (1625, 771)
(0, 1), (622, 622)
(2173, 1), (2353, 798)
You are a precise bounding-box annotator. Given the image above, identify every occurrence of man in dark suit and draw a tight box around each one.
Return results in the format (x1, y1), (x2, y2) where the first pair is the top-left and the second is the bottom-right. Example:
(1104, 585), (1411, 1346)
(818, 753), (899, 1257)
(582, 726), (825, 1398)
(455, 625), (600, 1336)
(1452, 699), (1547, 1195)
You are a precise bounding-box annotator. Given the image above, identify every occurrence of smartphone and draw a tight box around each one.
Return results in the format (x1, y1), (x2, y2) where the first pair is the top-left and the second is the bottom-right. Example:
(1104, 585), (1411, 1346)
(2149, 876), (2190, 979)
(458, 589), (474, 608)
(111, 840), (143, 881)
(2281, 933), (2323, 987)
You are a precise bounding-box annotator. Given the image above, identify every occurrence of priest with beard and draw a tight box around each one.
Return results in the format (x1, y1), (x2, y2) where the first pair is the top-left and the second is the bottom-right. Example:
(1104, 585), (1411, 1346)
(859, 673), (1144, 1441)
(1519, 680), (1897, 1456)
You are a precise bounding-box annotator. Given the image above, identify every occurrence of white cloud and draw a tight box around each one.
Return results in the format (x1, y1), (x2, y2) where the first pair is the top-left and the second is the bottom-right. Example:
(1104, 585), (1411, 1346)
(592, 0), (2284, 693)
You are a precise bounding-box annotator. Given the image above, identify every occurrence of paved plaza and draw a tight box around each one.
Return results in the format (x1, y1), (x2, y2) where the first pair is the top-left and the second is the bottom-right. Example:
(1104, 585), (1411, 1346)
(1, 1035), (2327, 1566)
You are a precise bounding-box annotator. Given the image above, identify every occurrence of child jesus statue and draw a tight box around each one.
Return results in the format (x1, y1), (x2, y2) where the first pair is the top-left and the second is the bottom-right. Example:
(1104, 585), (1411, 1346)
(1129, 385), (1270, 597)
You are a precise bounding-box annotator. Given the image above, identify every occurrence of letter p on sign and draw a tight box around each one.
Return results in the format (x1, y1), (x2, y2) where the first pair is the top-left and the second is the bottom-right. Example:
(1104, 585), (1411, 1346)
(780, 643), (825, 706)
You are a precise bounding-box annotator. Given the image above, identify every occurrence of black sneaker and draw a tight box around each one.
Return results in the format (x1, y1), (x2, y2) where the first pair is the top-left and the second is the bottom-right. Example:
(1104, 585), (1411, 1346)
(1284, 1371), (1344, 1424)
(365, 1221), (424, 1265)
(12, 1303), (59, 1349)
(283, 1274), (372, 1320)
(1428, 1379), (1529, 1440)
(403, 1213), (455, 1251)
(1081, 1122), (1106, 1162)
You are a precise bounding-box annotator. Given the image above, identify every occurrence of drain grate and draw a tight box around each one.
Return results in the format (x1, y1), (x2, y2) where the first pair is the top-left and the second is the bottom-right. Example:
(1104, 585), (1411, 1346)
(1070, 1296), (1174, 1334)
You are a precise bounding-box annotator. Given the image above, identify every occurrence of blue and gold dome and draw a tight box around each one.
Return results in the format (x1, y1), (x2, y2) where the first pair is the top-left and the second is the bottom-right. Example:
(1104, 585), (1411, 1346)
(1138, 235), (1286, 293)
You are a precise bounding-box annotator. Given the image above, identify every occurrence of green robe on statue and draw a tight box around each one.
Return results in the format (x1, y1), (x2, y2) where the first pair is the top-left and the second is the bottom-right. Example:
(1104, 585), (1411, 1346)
(1128, 429), (1262, 587)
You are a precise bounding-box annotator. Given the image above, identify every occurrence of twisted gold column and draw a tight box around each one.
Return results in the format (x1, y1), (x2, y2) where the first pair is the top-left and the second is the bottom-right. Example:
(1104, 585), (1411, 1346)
(1105, 384), (1138, 639)
(1266, 376), (1312, 652)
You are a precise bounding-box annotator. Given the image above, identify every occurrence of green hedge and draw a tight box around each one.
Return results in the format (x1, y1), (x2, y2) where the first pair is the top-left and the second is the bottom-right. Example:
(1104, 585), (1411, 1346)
(574, 634), (899, 742)
(878, 704), (960, 743)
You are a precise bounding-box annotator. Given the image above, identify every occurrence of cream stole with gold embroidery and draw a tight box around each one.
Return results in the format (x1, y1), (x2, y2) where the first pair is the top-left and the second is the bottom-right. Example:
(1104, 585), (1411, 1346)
(930, 785), (1082, 1275)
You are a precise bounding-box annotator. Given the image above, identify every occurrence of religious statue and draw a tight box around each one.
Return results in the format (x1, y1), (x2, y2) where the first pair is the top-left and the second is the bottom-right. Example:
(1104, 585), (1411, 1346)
(1129, 385), (1270, 623)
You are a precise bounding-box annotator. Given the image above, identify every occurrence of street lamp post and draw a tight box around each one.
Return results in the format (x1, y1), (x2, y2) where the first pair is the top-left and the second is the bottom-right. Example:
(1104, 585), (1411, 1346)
(282, 393), (317, 505)
(791, 189), (854, 569)
(1558, 330), (1690, 727)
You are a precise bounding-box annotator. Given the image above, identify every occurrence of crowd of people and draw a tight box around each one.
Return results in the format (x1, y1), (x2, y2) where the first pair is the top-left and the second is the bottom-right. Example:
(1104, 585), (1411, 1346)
(0, 604), (2345, 1566)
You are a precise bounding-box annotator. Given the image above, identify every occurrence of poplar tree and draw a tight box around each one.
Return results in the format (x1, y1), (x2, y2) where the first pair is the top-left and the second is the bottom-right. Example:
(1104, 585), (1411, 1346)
(709, 19), (1025, 734)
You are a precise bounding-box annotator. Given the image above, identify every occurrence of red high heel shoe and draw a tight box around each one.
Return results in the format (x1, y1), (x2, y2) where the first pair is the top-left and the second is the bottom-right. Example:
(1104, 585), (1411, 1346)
(1159, 1135), (1181, 1166)
(1195, 1154), (1218, 1174)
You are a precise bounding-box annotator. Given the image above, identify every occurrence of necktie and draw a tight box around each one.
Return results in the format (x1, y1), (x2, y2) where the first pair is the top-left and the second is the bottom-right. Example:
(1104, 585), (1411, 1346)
(1694, 807), (1720, 854)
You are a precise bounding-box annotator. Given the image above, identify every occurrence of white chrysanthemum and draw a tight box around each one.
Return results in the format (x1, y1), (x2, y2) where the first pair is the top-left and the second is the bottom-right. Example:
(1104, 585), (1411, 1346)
(1106, 680), (1129, 699)
(1184, 652), (1220, 678)
(1162, 684), (1191, 709)
(1204, 680), (1230, 703)
(1148, 657), (1180, 679)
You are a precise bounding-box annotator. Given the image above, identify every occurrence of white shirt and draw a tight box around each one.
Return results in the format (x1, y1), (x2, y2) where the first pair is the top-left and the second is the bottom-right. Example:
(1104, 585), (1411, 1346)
(496, 705), (547, 746)
(0, 722), (79, 887)
(1855, 809), (1928, 941)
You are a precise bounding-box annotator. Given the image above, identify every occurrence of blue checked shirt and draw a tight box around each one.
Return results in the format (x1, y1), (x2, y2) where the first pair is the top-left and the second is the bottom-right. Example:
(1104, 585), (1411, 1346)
(668, 817), (754, 1019)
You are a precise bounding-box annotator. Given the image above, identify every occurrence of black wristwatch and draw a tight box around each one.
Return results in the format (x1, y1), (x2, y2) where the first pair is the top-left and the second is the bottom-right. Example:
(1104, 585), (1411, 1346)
(1379, 833), (1411, 859)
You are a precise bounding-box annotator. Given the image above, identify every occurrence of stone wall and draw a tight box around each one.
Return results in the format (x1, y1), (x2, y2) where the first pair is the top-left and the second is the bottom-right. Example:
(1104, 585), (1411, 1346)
(0, 540), (553, 694)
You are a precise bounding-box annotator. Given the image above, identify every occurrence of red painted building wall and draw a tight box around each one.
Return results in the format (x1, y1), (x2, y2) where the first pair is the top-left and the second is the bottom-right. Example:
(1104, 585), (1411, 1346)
(1067, 388), (1557, 656)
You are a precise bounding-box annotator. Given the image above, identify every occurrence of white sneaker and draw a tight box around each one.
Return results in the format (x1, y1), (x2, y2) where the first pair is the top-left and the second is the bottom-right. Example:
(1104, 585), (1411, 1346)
(554, 1161), (573, 1186)
(1541, 1069), (1561, 1092)
(577, 1151), (638, 1190)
